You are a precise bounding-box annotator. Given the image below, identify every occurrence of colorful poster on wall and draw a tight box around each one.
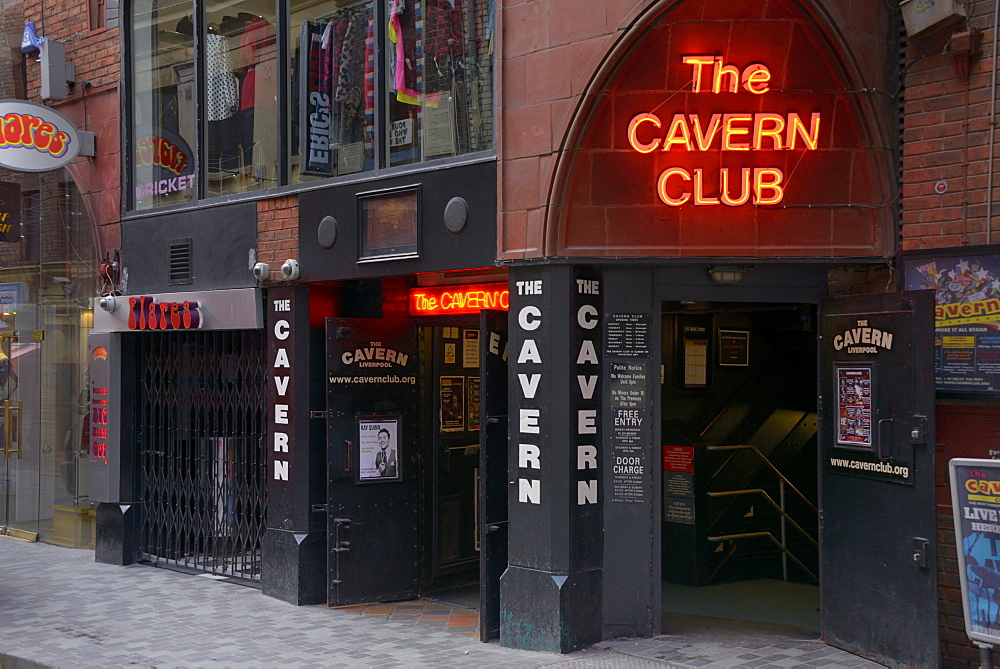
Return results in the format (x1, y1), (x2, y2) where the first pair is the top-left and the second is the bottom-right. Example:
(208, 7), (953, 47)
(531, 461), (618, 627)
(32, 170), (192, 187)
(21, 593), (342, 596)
(439, 376), (465, 432)
(836, 367), (872, 449)
(906, 249), (1000, 395)
(358, 417), (401, 481)
(950, 459), (1000, 646)
(466, 376), (480, 431)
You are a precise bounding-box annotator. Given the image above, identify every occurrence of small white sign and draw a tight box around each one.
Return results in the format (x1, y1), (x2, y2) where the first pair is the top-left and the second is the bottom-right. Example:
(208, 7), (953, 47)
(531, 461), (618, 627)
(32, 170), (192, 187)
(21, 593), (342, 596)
(390, 118), (412, 147)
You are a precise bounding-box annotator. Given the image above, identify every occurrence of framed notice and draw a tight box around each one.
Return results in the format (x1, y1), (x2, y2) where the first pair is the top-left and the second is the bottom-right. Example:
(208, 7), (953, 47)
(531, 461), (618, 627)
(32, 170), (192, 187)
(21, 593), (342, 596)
(950, 458), (1000, 646)
(835, 366), (873, 450)
(358, 188), (419, 260)
(718, 329), (750, 367)
(357, 416), (401, 482)
(462, 329), (480, 368)
(439, 376), (465, 432)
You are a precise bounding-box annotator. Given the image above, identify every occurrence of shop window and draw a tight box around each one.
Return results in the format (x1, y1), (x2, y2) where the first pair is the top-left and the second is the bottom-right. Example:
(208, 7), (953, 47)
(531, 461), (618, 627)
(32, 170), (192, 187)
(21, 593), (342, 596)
(130, 0), (197, 210)
(128, 0), (495, 209)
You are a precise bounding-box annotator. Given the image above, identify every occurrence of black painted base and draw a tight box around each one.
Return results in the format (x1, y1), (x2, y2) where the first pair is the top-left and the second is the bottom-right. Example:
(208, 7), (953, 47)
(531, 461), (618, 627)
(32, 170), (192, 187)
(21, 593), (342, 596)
(95, 502), (139, 565)
(500, 565), (602, 653)
(261, 528), (327, 605)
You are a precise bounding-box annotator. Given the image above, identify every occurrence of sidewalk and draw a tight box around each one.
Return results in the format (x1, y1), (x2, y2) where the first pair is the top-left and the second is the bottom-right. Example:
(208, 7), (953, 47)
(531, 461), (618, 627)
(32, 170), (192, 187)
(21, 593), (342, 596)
(0, 538), (881, 668)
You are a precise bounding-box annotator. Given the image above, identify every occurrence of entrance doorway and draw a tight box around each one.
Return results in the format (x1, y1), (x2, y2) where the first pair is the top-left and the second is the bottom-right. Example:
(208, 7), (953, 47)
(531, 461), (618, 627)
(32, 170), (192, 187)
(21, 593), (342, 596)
(325, 309), (507, 640)
(659, 302), (820, 632)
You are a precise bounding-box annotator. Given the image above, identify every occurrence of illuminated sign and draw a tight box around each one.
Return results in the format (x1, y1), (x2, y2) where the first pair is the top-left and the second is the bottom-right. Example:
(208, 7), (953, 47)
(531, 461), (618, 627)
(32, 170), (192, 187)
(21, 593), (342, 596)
(627, 56), (821, 207)
(128, 295), (202, 330)
(0, 99), (81, 172)
(92, 346), (108, 360)
(91, 385), (109, 462)
(409, 283), (509, 316)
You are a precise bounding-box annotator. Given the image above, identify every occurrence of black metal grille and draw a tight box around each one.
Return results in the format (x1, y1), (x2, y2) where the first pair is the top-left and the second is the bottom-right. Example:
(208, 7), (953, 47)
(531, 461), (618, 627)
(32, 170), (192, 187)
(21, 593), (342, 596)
(136, 329), (267, 582)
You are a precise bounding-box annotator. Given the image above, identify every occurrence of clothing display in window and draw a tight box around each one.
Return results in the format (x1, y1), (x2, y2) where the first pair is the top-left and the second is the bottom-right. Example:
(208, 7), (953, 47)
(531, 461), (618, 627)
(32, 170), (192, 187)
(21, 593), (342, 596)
(205, 32), (238, 121)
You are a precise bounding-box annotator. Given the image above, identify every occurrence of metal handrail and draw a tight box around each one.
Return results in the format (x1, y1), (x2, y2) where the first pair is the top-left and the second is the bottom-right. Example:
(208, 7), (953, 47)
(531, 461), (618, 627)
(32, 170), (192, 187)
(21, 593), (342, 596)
(707, 444), (817, 513)
(707, 531), (818, 582)
(707, 488), (817, 547)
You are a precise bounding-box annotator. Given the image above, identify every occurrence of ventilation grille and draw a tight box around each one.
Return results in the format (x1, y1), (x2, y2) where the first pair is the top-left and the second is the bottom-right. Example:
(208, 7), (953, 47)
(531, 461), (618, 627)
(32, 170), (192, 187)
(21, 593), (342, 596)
(168, 237), (193, 285)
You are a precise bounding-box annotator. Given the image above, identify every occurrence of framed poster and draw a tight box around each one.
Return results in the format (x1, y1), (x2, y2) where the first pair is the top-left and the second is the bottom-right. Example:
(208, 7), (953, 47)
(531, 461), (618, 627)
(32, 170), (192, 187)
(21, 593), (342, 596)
(467, 376), (481, 431)
(440, 376), (465, 432)
(950, 459), (1000, 646)
(905, 246), (1000, 396)
(718, 329), (750, 367)
(835, 366), (873, 450)
(357, 416), (401, 482)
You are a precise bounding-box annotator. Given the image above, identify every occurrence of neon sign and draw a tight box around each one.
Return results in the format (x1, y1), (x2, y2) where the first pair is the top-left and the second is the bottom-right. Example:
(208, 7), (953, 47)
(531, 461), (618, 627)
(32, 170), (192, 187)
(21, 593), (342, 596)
(409, 283), (509, 316)
(627, 56), (821, 207)
(128, 295), (202, 330)
(91, 385), (109, 462)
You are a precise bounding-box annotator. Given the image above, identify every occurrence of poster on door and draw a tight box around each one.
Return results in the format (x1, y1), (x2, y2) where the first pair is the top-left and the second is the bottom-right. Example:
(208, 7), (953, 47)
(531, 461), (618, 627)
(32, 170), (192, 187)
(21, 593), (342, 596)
(439, 376), (465, 432)
(358, 417), (401, 482)
(835, 367), (872, 449)
(950, 459), (1000, 645)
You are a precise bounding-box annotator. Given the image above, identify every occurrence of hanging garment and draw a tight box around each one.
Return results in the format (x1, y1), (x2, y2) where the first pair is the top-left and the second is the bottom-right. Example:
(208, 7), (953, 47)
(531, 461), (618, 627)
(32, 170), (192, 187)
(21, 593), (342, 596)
(205, 33), (238, 121)
(239, 16), (276, 111)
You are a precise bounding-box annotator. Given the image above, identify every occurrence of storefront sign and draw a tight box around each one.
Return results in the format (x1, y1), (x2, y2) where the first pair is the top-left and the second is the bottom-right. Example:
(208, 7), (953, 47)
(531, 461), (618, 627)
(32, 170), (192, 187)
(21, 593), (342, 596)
(409, 282), (509, 316)
(950, 459), (1000, 646)
(91, 385), (109, 461)
(0, 99), (82, 172)
(271, 296), (293, 481)
(0, 182), (21, 243)
(906, 249), (1000, 395)
(127, 296), (202, 330)
(627, 56), (820, 207)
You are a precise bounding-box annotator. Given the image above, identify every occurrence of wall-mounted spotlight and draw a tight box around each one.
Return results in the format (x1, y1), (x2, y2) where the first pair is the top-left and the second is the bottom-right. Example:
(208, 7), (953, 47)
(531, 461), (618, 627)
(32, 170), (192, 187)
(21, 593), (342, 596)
(708, 265), (751, 285)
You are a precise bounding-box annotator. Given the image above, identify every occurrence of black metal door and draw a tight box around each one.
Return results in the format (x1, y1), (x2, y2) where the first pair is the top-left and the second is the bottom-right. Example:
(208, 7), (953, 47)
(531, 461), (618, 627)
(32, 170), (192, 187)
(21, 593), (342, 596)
(819, 291), (937, 667)
(478, 308), (508, 641)
(326, 318), (420, 605)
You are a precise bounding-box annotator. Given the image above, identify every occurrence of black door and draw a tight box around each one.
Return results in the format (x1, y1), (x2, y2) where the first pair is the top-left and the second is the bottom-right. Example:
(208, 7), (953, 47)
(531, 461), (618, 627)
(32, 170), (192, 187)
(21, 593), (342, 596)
(819, 290), (937, 667)
(478, 308), (508, 641)
(326, 318), (420, 605)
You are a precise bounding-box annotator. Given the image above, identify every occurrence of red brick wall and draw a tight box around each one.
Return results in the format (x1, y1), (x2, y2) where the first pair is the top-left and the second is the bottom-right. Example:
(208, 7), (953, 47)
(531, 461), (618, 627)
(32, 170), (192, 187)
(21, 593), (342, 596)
(257, 195), (299, 281)
(901, 2), (995, 250)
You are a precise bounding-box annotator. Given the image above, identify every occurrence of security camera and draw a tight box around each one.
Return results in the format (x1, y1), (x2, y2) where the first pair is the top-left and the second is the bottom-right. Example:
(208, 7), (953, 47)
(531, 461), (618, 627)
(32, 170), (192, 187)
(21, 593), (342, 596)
(98, 295), (117, 312)
(252, 262), (270, 281)
(280, 259), (300, 281)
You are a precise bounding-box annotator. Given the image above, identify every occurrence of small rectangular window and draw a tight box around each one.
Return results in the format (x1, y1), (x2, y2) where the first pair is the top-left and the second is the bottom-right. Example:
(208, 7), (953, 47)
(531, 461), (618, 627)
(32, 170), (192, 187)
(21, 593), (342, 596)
(358, 188), (418, 261)
(90, 0), (106, 31)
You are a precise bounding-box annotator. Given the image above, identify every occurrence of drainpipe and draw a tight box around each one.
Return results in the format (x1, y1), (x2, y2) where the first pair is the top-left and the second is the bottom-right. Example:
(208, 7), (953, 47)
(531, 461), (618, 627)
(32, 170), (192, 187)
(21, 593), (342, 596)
(987, 0), (999, 243)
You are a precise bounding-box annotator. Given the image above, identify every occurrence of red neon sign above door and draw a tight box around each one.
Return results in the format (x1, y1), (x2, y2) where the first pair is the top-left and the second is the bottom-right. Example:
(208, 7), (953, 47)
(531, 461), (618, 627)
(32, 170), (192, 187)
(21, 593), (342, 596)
(409, 283), (509, 316)
(627, 55), (822, 208)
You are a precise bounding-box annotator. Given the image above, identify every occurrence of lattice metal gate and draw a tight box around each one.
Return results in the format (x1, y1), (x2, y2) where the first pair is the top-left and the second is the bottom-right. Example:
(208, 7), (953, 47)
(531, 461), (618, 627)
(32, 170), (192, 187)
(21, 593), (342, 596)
(135, 329), (267, 582)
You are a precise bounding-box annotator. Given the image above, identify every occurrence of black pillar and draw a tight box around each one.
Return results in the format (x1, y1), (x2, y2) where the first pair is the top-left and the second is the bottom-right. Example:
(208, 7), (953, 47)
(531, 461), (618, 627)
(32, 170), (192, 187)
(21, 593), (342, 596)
(261, 285), (326, 604)
(501, 265), (603, 652)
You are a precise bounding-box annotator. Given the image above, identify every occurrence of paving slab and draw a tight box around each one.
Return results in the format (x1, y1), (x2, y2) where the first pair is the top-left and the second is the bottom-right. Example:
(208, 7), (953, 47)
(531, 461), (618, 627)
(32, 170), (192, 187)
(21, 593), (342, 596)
(0, 538), (883, 668)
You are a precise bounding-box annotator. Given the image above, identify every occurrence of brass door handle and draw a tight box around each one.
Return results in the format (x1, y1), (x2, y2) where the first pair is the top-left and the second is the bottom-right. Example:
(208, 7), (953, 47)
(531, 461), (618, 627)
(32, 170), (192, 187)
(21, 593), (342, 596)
(4, 400), (22, 459)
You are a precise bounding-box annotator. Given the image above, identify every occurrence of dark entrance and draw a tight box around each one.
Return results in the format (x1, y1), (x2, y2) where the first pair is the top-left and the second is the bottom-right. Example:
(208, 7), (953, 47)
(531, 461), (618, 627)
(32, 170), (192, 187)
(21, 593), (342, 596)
(819, 290), (937, 667)
(659, 302), (820, 630)
(134, 329), (268, 582)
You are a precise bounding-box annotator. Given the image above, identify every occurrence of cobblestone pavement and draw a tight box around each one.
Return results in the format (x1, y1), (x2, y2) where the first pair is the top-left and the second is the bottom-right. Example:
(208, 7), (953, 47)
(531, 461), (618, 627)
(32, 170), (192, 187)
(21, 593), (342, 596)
(0, 538), (882, 668)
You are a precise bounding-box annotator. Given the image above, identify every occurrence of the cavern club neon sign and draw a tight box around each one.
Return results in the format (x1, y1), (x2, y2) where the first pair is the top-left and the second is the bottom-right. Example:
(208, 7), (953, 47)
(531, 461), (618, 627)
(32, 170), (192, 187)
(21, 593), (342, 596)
(627, 56), (821, 207)
(409, 283), (509, 316)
